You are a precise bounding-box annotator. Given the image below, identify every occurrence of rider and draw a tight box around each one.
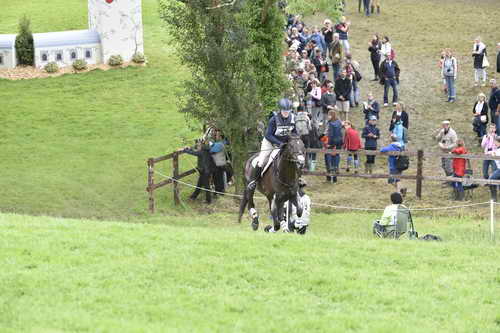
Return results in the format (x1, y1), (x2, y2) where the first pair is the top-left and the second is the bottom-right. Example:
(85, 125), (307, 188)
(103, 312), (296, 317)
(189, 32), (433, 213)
(247, 98), (297, 190)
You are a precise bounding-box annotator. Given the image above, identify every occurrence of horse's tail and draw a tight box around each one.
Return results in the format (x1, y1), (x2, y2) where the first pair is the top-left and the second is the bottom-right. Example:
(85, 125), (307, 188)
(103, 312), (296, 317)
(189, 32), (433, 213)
(238, 188), (249, 223)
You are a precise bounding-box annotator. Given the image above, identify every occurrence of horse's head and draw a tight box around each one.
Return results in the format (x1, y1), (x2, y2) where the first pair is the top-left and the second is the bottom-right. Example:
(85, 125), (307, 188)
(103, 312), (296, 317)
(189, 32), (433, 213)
(283, 134), (306, 170)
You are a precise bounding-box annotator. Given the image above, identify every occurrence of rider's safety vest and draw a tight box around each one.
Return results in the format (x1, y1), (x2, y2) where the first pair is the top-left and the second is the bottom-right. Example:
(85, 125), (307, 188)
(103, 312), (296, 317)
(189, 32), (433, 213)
(274, 114), (295, 138)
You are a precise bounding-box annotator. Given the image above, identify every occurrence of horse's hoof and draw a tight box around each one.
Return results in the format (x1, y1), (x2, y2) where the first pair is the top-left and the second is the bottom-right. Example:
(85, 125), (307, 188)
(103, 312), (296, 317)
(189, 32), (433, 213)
(251, 218), (259, 231)
(297, 226), (308, 235)
(264, 225), (273, 233)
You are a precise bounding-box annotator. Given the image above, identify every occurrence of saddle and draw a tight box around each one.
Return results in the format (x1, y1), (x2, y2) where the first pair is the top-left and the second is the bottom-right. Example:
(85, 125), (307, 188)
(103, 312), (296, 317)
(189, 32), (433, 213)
(251, 148), (281, 177)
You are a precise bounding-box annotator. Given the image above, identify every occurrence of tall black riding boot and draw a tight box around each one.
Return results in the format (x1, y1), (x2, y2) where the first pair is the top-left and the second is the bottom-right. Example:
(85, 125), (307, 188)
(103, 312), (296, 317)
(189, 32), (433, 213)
(247, 166), (262, 191)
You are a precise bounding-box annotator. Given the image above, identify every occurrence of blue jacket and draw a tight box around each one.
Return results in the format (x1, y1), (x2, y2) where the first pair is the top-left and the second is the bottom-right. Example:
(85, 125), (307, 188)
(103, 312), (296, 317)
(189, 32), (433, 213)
(391, 122), (408, 149)
(307, 33), (326, 52)
(362, 125), (380, 148)
(381, 143), (403, 171)
(327, 119), (343, 146)
(265, 113), (296, 146)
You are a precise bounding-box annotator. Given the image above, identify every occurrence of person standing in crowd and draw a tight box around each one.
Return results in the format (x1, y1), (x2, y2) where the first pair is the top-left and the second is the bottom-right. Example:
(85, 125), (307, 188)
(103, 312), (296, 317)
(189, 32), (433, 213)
(210, 130), (232, 195)
(488, 137), (500, 202)
(391, 116), (408, 150)
(327, 110), (344, 176)
(295, 105), (311, 149)
(380, 53), (400, 107)
(184, 140), (216, 204)
(381, 135), (405, 195)
(362, 115), (380, 174)
(329, 33), (342, 80)
(321, 19), (334, 54)
(343, 121), (362, 173)
(371, 0), (381, 14)
(389, 102), (408, 130)
(320, 82), (336, 130)
(310, 78), (322, 128)
(472, 37), (487, 87)
(362, 92), (380, 122)
(380, 36), (392, 61)
(312, 48), (329, 83)
(335, 16), (350, 54)
(438, 50), (448, 95)
(451, 139), (467, 201)
(434, 120), (457, 185)
(497, 43), (500, 74)
(441, 48), (458, 103)
(472, 93), (489, 143)
(368, 34), (382, 81)
(481, 124), (497, 180)
(334, 69), (352, 120)
(489, 79), (500, 133)
(345, 53), (361, 108)
(307, 27), (327, 56)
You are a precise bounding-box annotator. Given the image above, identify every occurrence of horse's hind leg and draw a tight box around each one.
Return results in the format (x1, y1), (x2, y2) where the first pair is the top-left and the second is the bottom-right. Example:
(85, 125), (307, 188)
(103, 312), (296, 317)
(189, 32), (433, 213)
(248, 192), (259, 231)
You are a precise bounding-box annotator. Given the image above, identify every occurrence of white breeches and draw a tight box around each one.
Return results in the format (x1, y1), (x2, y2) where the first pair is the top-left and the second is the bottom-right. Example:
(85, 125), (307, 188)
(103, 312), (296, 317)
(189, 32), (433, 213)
(256, 138), (276, 168)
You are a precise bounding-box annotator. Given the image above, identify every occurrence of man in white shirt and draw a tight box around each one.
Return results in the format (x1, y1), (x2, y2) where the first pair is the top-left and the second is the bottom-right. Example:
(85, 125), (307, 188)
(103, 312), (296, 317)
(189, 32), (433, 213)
(282, 178), (311, 234)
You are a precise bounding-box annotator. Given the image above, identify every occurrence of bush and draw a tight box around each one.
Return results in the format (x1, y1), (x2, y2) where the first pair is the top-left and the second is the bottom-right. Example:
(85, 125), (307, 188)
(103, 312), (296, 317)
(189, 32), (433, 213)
(44, 62), (59, 73)
(108, 55), (123, 67)
(15, 16), (34, 65)
(72, 59), (88, 71)
(132, 52), (146, 64)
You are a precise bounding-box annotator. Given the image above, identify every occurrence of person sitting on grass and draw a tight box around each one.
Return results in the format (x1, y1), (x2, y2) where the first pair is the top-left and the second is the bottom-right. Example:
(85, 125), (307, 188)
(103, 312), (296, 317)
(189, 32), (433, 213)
(373, 192), (413, 239)
(283, 178), (311, 234)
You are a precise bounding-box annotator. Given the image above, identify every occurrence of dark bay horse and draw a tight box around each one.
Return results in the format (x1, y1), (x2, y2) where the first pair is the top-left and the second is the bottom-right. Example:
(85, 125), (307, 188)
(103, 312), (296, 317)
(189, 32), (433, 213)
(238, 134), (306, 232)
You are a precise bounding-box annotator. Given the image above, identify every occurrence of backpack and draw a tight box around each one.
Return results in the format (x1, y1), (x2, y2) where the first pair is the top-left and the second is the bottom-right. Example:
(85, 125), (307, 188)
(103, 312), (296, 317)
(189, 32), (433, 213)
(353, 68), (362, 82)
(396, 154), (409, 171)
(295, 113), (310, 136)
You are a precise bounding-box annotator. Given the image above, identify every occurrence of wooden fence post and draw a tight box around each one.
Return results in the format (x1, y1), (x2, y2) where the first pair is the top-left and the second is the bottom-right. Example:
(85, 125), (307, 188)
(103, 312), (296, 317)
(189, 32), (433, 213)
(147, 158), (155, 213)
(416, 149), (424, 199)
(173, 152), (180, 205)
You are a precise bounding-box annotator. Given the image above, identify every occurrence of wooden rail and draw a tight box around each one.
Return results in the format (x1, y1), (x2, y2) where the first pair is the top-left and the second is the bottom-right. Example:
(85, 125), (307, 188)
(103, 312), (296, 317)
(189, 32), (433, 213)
(146, 149), (197, 213)
(147, 147), (500, 213)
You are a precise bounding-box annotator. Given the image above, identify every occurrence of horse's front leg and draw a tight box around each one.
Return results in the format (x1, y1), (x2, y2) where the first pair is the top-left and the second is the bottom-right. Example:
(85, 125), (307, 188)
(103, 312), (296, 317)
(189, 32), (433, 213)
(248, 192), (259, 231)
(273, 195), (284, 232)
(265, 195), (281, 233)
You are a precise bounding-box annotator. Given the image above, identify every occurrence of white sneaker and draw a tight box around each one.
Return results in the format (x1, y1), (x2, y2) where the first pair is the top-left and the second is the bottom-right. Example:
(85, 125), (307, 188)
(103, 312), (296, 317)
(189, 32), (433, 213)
(383, 103), (388, 107)
(393, 102), (397, 106)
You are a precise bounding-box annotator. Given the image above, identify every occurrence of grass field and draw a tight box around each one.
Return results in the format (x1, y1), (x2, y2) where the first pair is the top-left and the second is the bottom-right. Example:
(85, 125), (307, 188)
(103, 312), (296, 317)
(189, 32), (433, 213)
(1, 213), (499, 332)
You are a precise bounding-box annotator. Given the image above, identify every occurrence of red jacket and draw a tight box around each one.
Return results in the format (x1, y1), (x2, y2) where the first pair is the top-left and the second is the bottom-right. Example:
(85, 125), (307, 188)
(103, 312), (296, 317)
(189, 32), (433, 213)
(452, 146), (467, 176)
(344, 127), (362, 151)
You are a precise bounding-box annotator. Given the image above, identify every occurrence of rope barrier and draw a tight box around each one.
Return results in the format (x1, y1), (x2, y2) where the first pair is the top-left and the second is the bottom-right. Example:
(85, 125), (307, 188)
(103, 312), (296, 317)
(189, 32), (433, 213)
(152, 170), (492, 212)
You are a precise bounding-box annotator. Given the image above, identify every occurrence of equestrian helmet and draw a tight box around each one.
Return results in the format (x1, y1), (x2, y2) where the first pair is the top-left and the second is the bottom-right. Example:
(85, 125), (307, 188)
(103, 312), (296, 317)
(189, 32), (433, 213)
(278, 98), (293, 112)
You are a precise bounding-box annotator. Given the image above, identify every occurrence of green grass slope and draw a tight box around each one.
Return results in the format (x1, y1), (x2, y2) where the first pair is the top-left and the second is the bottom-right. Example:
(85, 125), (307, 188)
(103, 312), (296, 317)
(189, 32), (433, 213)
(0, 0), (197, 219)
(1, 213), (499, 332)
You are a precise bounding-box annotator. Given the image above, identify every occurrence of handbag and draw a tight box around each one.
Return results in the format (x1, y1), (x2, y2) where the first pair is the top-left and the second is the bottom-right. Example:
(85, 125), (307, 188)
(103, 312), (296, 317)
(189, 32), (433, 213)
(480, 115), (487, 123)
(482, 56), (490, 68)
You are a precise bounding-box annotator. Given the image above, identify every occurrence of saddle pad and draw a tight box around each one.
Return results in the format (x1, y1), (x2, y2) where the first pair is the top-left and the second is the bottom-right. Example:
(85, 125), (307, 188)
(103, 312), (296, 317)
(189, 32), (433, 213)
(251, 148), (281, 176)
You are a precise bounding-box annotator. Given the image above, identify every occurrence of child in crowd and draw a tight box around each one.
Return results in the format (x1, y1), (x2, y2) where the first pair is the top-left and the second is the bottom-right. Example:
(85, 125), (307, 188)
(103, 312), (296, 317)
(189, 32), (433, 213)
(343, 121), (362, 173)
(362, 115), (380, 174)
(451, 139), (467, 201)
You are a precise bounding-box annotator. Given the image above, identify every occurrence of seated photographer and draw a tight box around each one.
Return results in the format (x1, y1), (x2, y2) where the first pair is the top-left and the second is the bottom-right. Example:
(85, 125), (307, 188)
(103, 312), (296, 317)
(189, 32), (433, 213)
(373, 192), (415, 239)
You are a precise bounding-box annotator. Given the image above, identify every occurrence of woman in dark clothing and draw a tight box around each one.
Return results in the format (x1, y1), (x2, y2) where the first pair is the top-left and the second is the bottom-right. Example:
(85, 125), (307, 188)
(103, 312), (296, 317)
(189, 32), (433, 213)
(472, 93), (489, 140)
(389, 102), (409, 131)
(368, 34), (382, 81)
(183, 141), (216, 204)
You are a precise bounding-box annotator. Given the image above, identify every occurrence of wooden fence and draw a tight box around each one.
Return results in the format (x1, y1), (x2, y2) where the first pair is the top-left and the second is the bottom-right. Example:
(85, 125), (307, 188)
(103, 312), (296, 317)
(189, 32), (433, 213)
(146, 148), (500, 213)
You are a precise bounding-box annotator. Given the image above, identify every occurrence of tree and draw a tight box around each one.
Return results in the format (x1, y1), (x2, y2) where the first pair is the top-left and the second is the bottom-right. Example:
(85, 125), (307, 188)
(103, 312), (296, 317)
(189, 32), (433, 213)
(159, 0), (286, 191)
(15, 16), (34, 66)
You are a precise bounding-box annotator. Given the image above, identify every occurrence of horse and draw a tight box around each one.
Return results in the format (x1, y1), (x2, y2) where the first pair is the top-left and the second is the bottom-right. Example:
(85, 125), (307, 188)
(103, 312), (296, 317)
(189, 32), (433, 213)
(238, 134), (306, 232)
